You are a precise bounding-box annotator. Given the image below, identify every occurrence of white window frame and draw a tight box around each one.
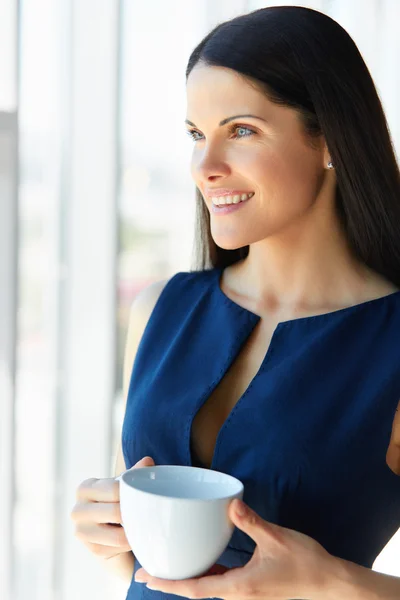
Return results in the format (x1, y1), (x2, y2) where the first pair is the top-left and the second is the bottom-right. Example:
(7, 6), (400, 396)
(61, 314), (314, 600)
(0, 110), (18, 600)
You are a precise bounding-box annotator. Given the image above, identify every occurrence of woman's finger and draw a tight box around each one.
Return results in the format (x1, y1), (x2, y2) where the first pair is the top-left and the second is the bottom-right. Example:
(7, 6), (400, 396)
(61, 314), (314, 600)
(143, 568), (239, 599)
(71, 501), (122, 524)
(75, 522), (129, 547)
(76, 478), (120, 503)
(229, 499), (283, 547)
(82, 540), (131, 558)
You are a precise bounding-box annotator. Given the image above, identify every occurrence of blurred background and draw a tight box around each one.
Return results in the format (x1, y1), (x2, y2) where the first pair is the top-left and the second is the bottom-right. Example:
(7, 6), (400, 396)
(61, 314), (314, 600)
(1, 1), (399, 599)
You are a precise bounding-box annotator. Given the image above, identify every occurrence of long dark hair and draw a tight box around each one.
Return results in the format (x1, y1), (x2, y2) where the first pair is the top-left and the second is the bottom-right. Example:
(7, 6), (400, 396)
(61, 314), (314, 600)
(186, 6), (400, 287)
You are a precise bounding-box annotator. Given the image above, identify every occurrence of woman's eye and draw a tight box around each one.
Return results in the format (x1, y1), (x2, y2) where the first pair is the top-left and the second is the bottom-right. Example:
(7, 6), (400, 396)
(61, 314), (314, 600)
(235, 126), (254, 138)
(185, 125), (255, 142)
(186, 130), (204, 141)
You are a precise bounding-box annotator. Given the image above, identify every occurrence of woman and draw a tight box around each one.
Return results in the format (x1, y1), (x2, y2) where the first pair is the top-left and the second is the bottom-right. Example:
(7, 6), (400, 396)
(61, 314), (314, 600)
(71, 6), (400, 599)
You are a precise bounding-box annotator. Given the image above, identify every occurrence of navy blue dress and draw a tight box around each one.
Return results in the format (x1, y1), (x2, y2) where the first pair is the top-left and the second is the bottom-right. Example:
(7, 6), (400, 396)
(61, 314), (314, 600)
(122, 266), (400, 599)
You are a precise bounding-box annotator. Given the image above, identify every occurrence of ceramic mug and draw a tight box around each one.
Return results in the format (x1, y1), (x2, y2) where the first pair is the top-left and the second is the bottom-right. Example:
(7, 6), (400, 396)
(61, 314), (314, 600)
(118, 465), (244, 580)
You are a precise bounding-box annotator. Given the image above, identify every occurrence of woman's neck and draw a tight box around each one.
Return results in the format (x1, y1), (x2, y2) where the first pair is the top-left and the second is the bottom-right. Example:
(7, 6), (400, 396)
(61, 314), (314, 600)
(226, 218), (397, 315)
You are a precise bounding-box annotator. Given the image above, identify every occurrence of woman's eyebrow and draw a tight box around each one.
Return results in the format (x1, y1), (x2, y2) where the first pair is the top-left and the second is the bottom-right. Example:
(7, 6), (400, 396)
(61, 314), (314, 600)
(185, 114), (268, 127)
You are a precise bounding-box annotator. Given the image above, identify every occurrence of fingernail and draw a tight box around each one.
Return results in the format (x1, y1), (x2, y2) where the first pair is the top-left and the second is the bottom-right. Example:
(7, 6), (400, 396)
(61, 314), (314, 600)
(235, 500), (246, 516)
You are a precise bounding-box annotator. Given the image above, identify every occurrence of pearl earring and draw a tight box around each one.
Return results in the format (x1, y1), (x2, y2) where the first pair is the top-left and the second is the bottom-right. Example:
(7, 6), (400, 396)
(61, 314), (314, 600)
(327, 161), (334, 169)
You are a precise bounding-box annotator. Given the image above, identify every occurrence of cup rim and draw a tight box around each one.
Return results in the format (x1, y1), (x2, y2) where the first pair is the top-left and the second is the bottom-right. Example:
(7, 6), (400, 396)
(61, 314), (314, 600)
(118, 464), (244, 502)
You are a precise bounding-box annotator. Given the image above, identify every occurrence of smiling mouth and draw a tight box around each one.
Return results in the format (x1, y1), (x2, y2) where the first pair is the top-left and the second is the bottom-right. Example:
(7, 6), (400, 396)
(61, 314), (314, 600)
(210, 192), (255, 207)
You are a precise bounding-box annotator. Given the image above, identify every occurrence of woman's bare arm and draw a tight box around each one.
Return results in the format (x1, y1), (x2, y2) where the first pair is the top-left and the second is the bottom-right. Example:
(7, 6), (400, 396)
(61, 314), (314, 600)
(386, 399), (400, 475)
(331, 400), (400, 599)
(330, 556), (400, 600)
(103, 279), (168, 583)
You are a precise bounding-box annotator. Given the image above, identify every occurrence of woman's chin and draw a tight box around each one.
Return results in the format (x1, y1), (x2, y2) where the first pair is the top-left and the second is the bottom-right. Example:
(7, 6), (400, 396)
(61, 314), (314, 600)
(211, 225), (258, 251)
(214, 240), (244, 251)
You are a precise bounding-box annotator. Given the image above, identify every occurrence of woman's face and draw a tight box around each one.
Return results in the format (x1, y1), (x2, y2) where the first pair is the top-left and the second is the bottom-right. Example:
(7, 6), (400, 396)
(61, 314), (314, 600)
(185, 65), (328, 250)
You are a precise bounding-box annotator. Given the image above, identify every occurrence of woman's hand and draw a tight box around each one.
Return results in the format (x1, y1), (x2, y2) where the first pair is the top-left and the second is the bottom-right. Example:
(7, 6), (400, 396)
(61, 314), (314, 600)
(135, 498), (340, 599)
(71, 456), (155, 561)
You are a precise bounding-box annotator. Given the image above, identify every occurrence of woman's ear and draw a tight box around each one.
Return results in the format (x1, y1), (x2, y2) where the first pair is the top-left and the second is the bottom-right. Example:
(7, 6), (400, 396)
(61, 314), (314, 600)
(386, 399), (400, 475)
(321, 140), (332, 170)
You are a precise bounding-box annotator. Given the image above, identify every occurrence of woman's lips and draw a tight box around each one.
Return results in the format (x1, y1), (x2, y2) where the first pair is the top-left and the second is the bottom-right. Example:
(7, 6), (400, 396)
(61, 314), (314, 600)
(210, 195), (253, 215)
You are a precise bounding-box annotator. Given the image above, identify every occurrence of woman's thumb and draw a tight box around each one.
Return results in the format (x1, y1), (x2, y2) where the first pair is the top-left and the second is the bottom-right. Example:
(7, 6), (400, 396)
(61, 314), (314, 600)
(116, 456), (155, 481)
(229, 499), (269, 544)
(133, 456), (155, 468)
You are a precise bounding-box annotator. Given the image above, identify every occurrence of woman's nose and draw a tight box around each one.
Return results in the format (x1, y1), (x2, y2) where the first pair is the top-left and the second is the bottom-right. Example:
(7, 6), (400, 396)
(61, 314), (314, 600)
(192, 147), (231, 183)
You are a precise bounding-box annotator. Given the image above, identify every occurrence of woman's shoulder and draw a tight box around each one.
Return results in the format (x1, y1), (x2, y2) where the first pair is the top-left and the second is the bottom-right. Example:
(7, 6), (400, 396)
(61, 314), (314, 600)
(140, 268), (216, 305)
(132, 268), (212, 305)
(130, 268), (217, 326)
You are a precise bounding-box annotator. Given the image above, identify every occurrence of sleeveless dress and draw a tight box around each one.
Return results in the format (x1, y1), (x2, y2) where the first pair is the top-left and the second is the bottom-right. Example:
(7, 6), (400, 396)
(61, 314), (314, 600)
(122, 267), (400, 600)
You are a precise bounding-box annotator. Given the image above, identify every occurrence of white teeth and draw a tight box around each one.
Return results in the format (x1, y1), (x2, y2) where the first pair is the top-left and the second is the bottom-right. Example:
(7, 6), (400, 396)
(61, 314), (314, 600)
(211, 192), (254, 206)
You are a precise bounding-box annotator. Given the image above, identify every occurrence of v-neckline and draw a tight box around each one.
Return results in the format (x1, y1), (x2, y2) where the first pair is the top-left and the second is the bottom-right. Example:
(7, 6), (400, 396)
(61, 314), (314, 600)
(188, 318), (282, 470)
(187, 274), (279, 470)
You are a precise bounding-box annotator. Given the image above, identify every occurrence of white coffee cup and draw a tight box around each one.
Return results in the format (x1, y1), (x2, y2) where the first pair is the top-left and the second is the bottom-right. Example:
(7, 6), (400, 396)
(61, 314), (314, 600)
(118, 465), (244, 580)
